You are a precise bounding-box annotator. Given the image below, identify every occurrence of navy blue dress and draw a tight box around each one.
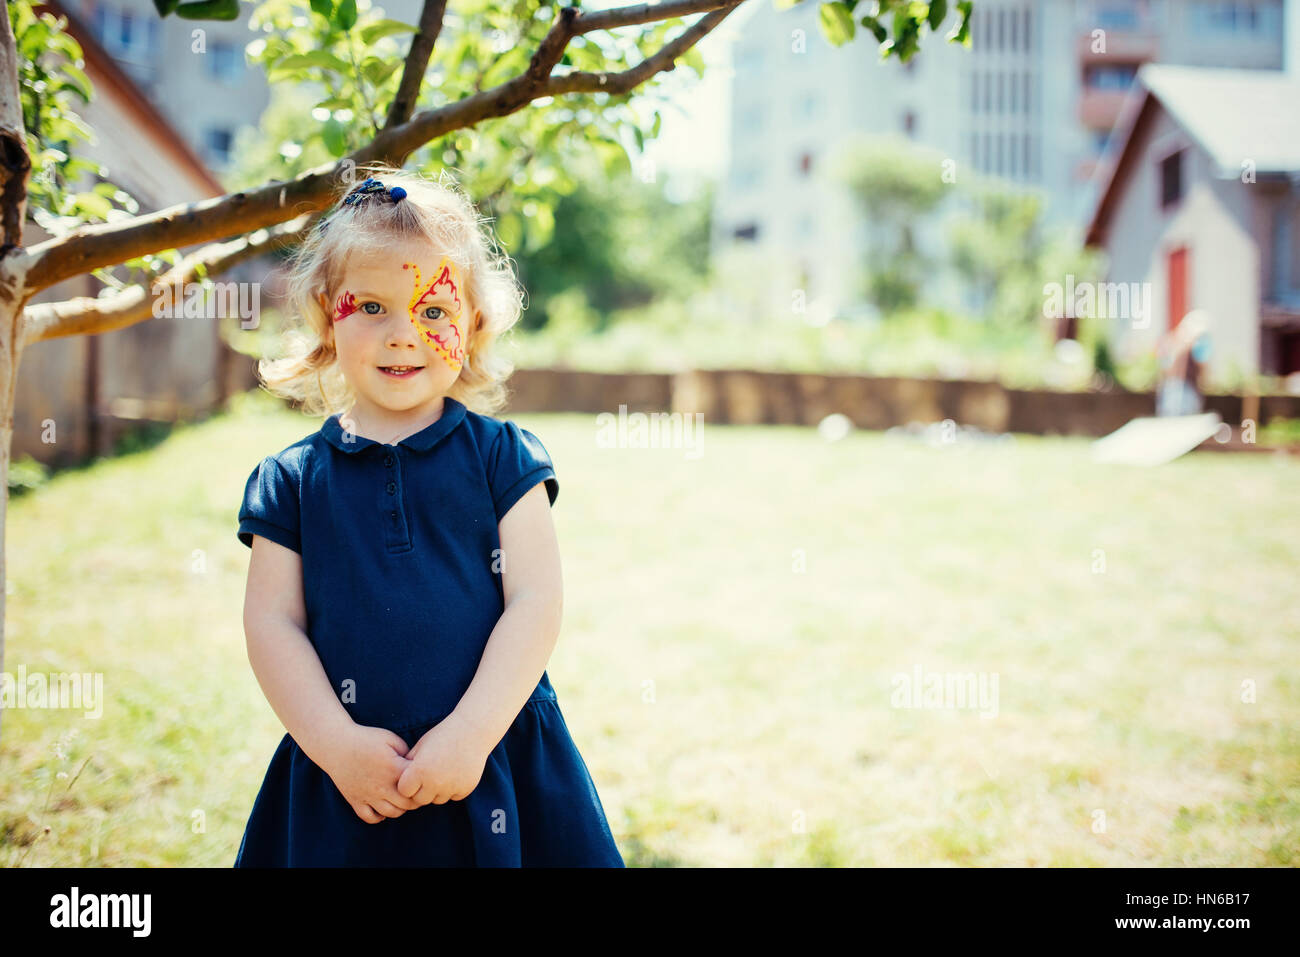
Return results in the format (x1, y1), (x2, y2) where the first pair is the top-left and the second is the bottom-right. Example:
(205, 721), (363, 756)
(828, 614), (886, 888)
(233, 397), (624, 867)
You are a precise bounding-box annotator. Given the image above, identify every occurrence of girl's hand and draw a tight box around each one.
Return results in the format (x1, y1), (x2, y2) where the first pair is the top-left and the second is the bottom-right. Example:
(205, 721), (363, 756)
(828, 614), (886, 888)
(396, 717), (489, 806)
(321, 723), (424, 824)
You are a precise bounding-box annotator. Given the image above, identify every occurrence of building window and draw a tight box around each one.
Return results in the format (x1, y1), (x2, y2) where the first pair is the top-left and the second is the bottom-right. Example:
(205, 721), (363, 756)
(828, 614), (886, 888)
(799, 151), (814, 175)
(1160, 149), (1184, 209)
(901, 111), (916, 138)
(208, 41), (242, 84)
(1085, 64), (1138, 90)
(733, 222), (758, 242)
(206, 127), (233, 166)
(1095, 2), (1140, 30)
(92, 3), (159, 63)
(1023, 72), (1031, 113)
(1191, 0), (1281, 34)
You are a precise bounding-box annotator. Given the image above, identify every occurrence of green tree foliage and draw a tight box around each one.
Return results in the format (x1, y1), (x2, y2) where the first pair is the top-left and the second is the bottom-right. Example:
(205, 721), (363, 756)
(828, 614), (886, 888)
(835, 136), (950, 313)
(949, 184), (1101, 330)
(510, 156), (713, 332)
(14, 0), (972, 297)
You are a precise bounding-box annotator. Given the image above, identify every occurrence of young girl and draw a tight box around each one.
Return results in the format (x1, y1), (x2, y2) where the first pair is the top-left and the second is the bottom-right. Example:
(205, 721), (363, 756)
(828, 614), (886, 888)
(233, 163), (624, 867)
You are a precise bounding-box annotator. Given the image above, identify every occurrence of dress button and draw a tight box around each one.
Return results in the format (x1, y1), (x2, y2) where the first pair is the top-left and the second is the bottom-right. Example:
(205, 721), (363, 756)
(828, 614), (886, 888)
(386, 481), (396, 494)
(383, 454), (394, 467)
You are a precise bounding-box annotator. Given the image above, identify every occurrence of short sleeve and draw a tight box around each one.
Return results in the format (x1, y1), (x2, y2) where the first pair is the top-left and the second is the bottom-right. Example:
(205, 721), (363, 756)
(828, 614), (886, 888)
(488, 420), (559, 523)
(237, 455), (302, 553)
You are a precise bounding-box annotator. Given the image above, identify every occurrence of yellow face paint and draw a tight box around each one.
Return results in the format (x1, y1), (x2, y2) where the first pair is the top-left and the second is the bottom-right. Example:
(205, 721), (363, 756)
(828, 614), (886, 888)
(402, 258), (466, 372)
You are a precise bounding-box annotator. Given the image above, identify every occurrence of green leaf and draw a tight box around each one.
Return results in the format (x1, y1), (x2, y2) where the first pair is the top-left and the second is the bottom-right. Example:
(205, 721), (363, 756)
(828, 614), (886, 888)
(819, 2), (856, 46)
(310, 0), (334, 19)
(359, 18), (418, 45)
(152, 0), (182, 15)
(59, 63), (94, 103)
(267, 50), (351, 79)
(361, 57), (400, 86)
(336, 0), (357, 30)
(72, 191), (112, 220)
(859, 14), (888, 43)
(948, 0), (973, 46)
(173, 0), (241, 22)
(321, 118), (348, 157)
(315, 96), (355, 111)
(927, 0), (948, 31)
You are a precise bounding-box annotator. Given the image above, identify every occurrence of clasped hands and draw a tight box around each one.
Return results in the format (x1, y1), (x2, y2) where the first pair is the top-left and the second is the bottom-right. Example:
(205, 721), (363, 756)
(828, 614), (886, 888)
(323, 714), (490, 825)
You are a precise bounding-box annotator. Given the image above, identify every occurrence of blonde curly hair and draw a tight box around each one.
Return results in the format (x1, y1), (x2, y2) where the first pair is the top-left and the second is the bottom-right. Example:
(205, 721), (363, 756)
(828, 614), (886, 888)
(257, 162), (524, 417)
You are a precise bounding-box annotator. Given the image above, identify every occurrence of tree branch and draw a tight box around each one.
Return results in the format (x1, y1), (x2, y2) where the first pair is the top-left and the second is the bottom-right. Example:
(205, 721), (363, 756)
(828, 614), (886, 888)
(21, 0), (744, 298)
(546, 2), (738, 96)
(383, 0), (449, 131)
(571, 0), (739, 34)
(21, 213), (315, 345)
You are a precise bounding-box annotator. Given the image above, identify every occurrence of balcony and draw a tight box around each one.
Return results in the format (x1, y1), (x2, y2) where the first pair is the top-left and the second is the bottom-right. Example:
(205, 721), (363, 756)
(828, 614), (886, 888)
(1077, 32), (1159, 63)
(1078, 88), (1130, 131)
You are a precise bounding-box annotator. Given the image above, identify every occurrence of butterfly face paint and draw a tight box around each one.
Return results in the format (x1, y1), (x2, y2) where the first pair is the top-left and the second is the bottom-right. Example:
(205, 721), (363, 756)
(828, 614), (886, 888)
(402, 258), (466, 372)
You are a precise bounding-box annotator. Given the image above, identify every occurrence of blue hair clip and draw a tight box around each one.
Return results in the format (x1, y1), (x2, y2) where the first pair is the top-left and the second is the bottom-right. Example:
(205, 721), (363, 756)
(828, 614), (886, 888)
(318, 178), (407, 233)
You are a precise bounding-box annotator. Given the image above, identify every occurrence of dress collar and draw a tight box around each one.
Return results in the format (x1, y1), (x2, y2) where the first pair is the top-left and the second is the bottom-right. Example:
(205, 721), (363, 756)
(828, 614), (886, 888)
(321, 397), (467, 454)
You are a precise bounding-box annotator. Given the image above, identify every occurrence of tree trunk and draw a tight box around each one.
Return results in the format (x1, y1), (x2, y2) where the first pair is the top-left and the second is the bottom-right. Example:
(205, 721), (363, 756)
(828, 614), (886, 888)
(0, 255), (25, 743)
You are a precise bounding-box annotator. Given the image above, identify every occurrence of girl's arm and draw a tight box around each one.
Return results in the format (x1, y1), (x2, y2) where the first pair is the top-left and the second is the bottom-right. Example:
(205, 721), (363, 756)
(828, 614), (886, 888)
(447, 483), (564, 753)
(243, 535), (356, 770)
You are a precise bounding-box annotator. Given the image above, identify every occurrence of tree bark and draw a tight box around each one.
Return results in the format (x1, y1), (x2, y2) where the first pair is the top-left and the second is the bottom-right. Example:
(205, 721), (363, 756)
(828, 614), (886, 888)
(0, 0), (33, 741)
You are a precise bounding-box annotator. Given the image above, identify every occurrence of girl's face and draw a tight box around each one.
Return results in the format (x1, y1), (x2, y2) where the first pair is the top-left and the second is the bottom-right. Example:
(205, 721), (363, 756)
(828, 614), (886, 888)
(323, 239), (471, 421)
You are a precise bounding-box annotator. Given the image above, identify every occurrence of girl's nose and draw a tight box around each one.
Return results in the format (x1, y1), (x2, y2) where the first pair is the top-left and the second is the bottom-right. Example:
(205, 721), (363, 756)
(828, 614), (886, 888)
(386, 313), (420, 348)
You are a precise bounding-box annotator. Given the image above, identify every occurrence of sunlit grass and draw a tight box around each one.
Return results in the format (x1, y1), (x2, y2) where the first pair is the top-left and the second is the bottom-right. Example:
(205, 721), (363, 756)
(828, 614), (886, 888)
(2, 389), (1297, 866)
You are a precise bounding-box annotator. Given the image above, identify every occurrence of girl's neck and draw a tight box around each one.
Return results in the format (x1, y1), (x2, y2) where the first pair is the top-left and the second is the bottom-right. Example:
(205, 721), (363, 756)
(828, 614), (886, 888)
(345, 395), (447, 446)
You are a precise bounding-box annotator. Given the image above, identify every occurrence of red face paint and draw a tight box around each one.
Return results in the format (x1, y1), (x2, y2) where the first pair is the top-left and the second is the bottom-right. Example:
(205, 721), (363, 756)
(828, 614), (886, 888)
(402, 259), (466, 371)
(333, 290), (360, 323)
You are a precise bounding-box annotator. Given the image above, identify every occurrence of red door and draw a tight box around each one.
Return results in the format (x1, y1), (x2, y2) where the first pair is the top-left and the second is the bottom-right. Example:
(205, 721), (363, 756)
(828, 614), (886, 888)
(1167, 246), (1189, 332)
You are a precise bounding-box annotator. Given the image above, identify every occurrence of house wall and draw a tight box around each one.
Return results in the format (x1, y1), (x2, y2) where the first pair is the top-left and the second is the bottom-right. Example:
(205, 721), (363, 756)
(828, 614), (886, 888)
(1101, 103), (1259, 377)
(14, 12), (239, 467)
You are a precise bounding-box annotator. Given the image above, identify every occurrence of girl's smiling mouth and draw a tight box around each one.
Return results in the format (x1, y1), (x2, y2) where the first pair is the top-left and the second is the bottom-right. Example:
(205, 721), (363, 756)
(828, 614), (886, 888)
(378, 365), (425, 378)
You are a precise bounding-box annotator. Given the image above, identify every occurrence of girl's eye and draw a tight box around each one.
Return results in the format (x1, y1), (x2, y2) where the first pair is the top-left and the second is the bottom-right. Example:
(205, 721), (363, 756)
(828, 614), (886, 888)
(362, 302), (382, 315)
(422, 306), (444, 321)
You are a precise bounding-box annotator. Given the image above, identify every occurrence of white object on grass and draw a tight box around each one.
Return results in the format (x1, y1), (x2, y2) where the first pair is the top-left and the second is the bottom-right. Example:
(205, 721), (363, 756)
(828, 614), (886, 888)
(1091, 412), (1223, 466)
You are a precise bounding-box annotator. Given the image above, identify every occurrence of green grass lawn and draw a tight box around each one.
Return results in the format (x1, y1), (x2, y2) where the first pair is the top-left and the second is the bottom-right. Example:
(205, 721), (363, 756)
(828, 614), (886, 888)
(2, 389), (1297, 866)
